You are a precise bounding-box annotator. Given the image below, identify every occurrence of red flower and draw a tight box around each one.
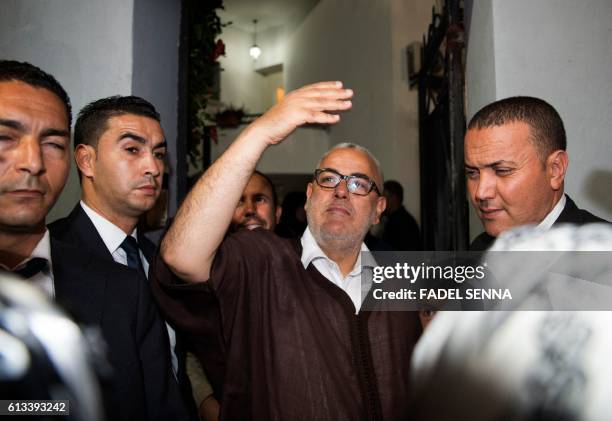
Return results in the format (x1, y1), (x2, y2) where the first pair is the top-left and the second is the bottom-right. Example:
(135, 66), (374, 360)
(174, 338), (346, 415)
(212, 39), (226, 61)
(209, 126), (218, 144)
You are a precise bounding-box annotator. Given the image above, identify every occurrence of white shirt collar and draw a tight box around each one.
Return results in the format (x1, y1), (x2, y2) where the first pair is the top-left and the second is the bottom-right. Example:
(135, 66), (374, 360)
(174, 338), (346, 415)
(31, 229), (52, 262)
(29, 230), (54, 296)
(300, 226), (377, 313)
(0, 230), (55, 298)
(300, 226), (375, 274)
(0, 230), (52, 270)
(537, 194), (567, 231)
(80, 201), (137, 254)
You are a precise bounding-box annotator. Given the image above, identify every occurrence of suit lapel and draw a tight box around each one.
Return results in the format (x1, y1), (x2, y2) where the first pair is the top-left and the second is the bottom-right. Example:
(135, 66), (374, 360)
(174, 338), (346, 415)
(69, 204), (116, 262)
(74, 204), (160, 264)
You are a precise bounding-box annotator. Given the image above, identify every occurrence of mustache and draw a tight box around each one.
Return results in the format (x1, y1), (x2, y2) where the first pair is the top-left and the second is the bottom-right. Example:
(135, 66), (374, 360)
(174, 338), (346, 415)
(132, 176), (160, 189)
(326, 199), (354, 214)
(0, 177), (46, 193)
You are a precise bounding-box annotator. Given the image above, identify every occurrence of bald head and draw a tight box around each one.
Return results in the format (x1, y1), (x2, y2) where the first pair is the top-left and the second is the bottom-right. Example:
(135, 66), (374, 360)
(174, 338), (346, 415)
(306, 143), (386, 253)
(317, 142), (383, 189)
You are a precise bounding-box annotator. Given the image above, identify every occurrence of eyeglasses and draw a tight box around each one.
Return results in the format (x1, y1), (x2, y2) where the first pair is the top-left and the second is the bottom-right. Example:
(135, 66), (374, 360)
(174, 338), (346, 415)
(313, 168), (381, 196)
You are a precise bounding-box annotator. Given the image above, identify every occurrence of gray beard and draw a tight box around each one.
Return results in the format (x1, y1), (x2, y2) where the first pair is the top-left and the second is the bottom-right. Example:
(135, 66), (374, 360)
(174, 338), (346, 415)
(306, 209), (374, 254)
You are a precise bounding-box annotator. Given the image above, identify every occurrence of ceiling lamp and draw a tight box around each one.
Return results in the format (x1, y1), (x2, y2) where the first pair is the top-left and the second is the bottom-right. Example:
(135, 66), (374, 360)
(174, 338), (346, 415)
(249, 19), (262, 60)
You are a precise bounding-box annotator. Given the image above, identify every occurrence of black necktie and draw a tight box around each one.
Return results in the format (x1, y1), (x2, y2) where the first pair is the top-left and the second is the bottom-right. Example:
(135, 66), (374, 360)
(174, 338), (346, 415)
(120, 236), (144, 272)
(13, 257), (48, 278)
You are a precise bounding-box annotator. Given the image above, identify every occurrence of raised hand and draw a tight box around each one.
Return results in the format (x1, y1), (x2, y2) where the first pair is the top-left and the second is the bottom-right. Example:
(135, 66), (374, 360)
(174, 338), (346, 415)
(249, 81), (353, 146)
(161, 81), (353, 283)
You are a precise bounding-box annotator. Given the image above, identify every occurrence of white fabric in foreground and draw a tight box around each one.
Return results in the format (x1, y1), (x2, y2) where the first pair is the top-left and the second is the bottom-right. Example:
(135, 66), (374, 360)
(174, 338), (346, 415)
(410, 223), (612, 421)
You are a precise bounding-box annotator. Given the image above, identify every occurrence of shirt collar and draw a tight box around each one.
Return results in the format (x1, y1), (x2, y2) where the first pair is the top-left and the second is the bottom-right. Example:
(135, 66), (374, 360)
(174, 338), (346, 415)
(300, 226), (376, 276)
(537, 194), (566, 231)
(30, 229), (52, 262)
(80, 201), (137, 254)
(1, 230), (52, 272)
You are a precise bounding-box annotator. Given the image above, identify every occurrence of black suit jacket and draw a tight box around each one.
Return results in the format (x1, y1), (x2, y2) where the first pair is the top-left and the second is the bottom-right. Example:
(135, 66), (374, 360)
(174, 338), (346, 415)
(49, 205), (193, 420)
(470, 195), (610, 251)
(50, 237), (189, 421)
(49, 204), (153, 265)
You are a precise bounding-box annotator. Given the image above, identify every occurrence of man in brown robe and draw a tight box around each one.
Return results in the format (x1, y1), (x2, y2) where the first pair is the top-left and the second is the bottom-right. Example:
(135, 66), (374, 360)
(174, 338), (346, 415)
(152, 82), (422, 420)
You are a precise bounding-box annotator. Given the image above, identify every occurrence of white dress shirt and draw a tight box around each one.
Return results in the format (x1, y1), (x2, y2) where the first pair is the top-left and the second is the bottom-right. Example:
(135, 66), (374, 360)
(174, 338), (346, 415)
(81, 201), (150, 275)
(1, 230), (55, 298)
(537, 194), (567, 231)
(300, 227), (377, 313)
(80, 201), (177, 376)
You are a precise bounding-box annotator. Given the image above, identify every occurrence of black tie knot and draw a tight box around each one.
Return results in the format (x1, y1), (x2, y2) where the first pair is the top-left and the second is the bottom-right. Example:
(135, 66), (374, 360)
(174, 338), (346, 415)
(13, 257), (48, 278)
(120, 236), (142, 270)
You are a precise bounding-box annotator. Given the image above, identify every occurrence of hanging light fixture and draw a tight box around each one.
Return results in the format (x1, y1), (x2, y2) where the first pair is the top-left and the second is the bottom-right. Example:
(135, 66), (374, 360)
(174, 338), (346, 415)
(249, 19), (262, 60)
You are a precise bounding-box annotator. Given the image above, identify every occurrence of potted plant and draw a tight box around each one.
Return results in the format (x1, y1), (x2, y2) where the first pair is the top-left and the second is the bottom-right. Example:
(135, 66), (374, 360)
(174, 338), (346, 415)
(215, 105), (246, 129)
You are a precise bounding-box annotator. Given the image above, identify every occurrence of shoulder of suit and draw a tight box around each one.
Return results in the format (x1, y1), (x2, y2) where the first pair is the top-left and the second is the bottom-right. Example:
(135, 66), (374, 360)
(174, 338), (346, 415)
(47, 203), (84, 239)
(561, 195), (610, 225)
(47, 215), (70, 236)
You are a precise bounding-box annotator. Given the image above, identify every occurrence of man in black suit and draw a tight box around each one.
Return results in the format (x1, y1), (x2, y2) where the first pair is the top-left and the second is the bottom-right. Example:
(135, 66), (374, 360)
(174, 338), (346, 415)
(48, 96), (166, 273)
(464, 96), (608, 251)
(0, 60), (189, 420)
(48, 95), (196, 418)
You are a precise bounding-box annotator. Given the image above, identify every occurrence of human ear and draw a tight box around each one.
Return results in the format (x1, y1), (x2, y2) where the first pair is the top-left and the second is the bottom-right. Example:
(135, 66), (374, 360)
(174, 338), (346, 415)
(275, 206), (282, 224)
(547, 150), (568, 191)
(306, 182), (313, 198)
(373, 195), (387, 224)
(304, 182), (314, 212)
(75, 144), (96, 178)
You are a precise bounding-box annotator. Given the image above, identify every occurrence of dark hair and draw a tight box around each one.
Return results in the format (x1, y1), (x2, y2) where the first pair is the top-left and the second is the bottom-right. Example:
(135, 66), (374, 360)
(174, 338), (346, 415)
(467, 96), (566, 161)
(0, 60), (72, 125)
(253, 170), (278, 207)
(383, 180), (403, 202)
(74, 95), (160, 149)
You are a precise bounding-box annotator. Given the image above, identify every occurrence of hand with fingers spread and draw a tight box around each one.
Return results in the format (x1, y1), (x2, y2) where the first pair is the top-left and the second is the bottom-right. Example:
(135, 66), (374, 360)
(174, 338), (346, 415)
(250, 81), (353, 146)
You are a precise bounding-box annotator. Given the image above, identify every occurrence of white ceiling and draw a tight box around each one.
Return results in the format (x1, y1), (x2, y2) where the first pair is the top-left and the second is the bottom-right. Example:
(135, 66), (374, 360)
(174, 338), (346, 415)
(221, 0), (319, 32)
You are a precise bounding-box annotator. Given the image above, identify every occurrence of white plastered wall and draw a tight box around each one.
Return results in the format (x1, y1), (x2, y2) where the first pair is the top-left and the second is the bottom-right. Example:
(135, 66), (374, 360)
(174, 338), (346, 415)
(214, 0), (434, 223)
(0, 0), (135, 222)
(1, 0), (182, 222)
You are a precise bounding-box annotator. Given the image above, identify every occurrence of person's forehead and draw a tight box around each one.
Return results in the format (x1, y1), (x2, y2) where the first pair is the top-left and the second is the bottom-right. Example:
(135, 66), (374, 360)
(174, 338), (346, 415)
(244, 173), (273, 197)
(103, 113), (164, 142)
(319, 148), (378, 178)
(465, 122), (536, 162)
(0, 80), (69, 129)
